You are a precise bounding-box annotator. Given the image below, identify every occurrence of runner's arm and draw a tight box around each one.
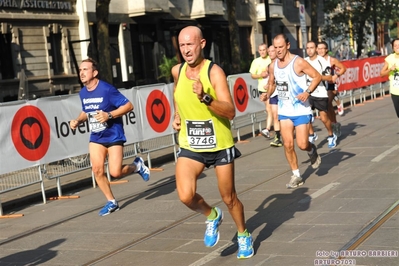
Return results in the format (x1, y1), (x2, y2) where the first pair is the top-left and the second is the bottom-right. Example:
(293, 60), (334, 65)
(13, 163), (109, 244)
(266, 62), (275, 99)
(208, 64), (235, 120)
(171, 64), (181, 131)
(331, 57), (347, 76)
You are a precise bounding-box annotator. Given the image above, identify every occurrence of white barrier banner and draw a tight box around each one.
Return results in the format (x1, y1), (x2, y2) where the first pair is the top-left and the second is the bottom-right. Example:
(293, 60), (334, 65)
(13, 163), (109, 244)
(119, 88), (142, 144)
(0, 101), (37, 174)
(0, 89), (143, 175)
(37, 95), (89, 163)
(227, 73), (265, 116)
(135, 83), (175, 141)
(0, 96), (88, 174)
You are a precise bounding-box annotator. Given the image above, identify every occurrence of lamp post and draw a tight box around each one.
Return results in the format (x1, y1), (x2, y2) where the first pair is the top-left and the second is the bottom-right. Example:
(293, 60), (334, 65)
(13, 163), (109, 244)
(264, 0), (272, 46)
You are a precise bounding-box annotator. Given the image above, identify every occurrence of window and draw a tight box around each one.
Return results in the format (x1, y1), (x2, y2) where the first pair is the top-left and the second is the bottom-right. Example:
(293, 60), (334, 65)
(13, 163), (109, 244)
(0, 33), (15, 79)
(50, 32), (64, 75)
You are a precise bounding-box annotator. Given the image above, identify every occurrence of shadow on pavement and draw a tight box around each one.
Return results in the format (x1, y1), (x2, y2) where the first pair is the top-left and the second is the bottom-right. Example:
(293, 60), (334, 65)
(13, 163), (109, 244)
(0, 239), (66, 265)
(221, 187), (311, 257)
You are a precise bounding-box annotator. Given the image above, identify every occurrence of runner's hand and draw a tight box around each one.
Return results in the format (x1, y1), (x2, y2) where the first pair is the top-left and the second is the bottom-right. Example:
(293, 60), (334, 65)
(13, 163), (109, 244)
(259, 92), (268, 102)
(191, 76), (204, 100)
(172, 112), (181, 131)
(70, 119), (80, 130)
(94, 110), (107, 123)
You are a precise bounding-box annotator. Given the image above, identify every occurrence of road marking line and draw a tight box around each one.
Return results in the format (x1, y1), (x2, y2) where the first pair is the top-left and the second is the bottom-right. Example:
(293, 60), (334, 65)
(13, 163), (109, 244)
(371, 145), (399, 162)
(189, 243), (231, 266)
(298, 183), (340, 204)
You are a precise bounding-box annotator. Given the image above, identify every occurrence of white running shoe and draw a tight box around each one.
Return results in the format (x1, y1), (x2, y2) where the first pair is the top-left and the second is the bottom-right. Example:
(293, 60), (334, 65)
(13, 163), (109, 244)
(260, 129), (270, 138)
(308, 133), (318, 144)
(337, 102), (344, 116)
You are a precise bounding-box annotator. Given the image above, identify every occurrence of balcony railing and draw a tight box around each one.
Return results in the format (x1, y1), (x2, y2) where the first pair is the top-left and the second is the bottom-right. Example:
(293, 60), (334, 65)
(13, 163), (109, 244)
(189, 0), (225, 19)
(128, 0), (169, 17)
(256, 2), (284, 22)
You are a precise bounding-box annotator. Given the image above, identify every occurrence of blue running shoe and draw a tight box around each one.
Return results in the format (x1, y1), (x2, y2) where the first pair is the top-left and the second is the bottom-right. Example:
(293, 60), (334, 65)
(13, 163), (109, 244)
(327, 134), (337, 148)
(133, 157), (150, 182)
(99, 201), (119, 216)
(204, 207), (223, 247)
(237, 234), (254, 259)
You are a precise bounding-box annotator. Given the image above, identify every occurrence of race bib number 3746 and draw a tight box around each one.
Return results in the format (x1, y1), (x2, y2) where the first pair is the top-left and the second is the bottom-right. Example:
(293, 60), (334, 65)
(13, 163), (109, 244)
(186, 119), (217, 149)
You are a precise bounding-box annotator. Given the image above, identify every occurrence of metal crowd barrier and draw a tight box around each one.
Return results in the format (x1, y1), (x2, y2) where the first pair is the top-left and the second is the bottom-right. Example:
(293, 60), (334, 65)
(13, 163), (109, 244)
(342, 82), (389, 107)
(39, 143), (140, 197)
(231, 113), (257, 142)
(0, 82), (391, 217)
(0, 166), (46, 216)
(138, 134), (177, 169)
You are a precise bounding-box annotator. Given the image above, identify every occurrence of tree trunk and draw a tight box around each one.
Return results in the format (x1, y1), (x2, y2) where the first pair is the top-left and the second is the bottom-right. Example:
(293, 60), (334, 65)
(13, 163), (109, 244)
(310, 0), (318, 42)
(96, 0), (112, 84)
(355, 1), (372, 58)
(226, 0), (241, 74)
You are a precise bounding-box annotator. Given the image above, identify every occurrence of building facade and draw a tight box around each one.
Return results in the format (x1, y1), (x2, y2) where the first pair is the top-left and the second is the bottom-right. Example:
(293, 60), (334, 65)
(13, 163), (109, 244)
(0, 0), (324, 102)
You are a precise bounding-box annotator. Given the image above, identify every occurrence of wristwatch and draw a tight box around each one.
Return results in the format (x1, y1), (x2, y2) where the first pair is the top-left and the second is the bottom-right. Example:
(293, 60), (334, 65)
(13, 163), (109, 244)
(107, 112), (113, 120)
(305, 89), (312, 94)
(202, 94), (213, 105)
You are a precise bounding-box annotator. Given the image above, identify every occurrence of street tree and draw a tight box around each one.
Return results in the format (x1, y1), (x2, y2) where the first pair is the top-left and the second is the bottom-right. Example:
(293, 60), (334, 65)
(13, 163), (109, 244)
(322, 0), (399, 58)
(226, 0), (241, 74)
(96, 0), (112, 84)
(310, 0), (319, 42)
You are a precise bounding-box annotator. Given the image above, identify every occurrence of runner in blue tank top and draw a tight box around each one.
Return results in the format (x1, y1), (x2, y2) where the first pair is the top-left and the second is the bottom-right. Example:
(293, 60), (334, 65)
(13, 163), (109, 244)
(265, 34), (322, 189)
(69, 58), (150, 216)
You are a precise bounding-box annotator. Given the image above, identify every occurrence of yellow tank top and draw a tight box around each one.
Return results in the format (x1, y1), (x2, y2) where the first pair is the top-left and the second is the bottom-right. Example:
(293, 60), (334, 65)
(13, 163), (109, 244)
(385, 54), (399, 96)
(175, 60), (234, 152)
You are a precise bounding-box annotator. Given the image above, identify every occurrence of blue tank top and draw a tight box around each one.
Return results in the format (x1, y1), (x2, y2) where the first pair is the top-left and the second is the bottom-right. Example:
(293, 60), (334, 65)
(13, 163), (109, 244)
(274, 56), (311, 116)
(79, 80), (130, 144)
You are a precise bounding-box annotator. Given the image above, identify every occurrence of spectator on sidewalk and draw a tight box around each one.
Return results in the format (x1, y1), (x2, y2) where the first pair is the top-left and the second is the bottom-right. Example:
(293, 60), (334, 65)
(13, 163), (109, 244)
(259, 45), (283, 147)
(249, 43), (273, 138)
(266, 34), (322, 189)
(171, 25), (254, 259)
(69, 58), (150, 217)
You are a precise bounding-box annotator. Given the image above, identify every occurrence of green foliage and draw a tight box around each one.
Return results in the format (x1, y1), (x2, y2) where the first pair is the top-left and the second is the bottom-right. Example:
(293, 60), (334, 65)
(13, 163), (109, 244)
(240, 57), (252, 73)
(322, 0), (399, 56)
(158, 55), (178, 82)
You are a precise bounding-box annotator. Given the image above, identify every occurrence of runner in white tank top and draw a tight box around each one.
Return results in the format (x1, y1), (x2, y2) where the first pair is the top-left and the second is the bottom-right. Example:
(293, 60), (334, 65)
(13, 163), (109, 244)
(274, 55), (311, 117)
(265, 34), (322, 189)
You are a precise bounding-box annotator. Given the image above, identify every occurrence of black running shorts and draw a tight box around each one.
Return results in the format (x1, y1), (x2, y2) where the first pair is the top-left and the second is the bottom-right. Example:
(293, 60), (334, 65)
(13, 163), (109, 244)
(308, 96), (329, 112)
(177, 146), (241, 168)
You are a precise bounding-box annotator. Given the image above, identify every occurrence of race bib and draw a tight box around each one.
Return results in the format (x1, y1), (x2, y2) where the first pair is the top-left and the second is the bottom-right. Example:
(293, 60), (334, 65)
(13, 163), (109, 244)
(276, 81), (289, 100)
(87, 111), (108, 133)
(186, 119), (216, 150)
(393, 73), (399, 88)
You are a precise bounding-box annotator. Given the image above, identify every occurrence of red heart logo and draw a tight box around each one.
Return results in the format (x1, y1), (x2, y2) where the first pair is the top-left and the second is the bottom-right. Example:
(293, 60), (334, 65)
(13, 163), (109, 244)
(152, 103), (165, 122)
(236, 87), (246, 103)
(22, 123), (41, 146)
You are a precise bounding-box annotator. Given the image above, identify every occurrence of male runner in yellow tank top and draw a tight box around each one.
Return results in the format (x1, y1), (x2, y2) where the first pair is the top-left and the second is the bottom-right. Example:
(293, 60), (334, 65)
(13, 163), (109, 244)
(171, 25), (253, 259)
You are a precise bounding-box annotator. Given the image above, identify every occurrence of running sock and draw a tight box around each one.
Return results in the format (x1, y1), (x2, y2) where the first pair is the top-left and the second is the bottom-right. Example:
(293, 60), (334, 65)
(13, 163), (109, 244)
(207, 207), (218, 220)
(307, 146), (314, 155)
(292, 169), (300, 177)
(237, 229), (250, 237)
(276, 130), (281, 139)
(110, 199), (117, 204)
